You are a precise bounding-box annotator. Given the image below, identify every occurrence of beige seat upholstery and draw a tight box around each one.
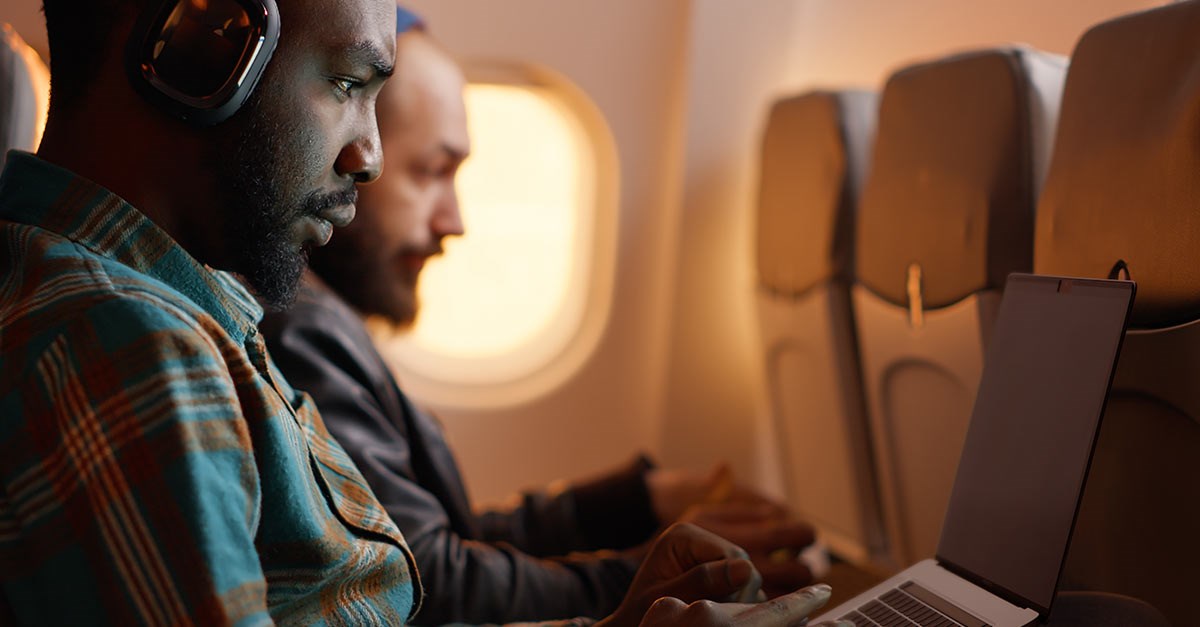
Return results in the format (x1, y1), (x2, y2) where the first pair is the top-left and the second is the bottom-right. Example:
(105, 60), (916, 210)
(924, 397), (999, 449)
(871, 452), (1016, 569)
(755, 90), (881, 563)
(1034, 3), (1200, 624)
(0, 25), (49, 165)
(854, 47), (1067, 569)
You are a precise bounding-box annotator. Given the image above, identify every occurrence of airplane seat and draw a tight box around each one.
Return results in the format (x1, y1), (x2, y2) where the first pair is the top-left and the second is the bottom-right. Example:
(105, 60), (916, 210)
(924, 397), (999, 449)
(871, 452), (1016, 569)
(1033, 3), (1200, 624)
(853, 47), (1067, 569)
(1047, 591), (1171, 627)
(0, 24), (49, 166)
(754, 90), (882, 565)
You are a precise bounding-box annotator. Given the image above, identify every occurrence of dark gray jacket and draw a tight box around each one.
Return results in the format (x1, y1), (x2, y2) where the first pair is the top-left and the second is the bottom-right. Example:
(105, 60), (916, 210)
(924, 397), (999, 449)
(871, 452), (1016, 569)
(260, 273), (658, 625)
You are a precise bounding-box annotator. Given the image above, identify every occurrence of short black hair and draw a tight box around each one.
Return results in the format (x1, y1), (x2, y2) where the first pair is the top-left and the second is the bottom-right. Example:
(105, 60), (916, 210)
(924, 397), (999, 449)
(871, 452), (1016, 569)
(41, 0), (142, 110)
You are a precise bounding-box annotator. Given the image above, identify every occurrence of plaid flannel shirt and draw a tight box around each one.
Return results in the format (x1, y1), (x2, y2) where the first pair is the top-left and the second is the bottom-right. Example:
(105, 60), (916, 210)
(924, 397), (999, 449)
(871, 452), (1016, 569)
(0, 152), (422, 625)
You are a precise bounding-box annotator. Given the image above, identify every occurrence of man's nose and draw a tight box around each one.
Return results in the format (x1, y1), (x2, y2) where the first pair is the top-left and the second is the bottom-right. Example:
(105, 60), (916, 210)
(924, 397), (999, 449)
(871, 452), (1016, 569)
(432, 187), (465, 237)
(335, 122), (384, 184)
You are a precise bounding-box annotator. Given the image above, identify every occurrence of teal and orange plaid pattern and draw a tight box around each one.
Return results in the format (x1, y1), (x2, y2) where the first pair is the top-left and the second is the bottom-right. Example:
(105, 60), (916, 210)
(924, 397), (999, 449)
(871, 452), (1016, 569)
(0, 152), (422, 625)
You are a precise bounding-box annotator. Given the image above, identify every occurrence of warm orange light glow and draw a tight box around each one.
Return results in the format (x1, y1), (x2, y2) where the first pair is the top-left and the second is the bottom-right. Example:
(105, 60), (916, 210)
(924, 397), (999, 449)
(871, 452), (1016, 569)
(3, 25), (49, 150)
(406, 83), (590, 360)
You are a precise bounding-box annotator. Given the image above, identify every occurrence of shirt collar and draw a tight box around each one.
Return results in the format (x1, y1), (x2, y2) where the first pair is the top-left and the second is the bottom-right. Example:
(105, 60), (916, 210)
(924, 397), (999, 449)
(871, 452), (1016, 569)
(0, 150), (263, 342)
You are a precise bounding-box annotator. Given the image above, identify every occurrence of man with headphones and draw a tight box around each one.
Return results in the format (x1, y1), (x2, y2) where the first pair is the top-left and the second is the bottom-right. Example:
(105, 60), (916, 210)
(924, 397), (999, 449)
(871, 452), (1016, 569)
(0, 0), (850, 624)
(0, 0), (419, 622)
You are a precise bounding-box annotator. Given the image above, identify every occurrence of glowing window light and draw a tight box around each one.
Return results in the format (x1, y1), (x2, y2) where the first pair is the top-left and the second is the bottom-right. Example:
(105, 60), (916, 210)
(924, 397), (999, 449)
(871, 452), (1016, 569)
(2, 25), (50, 151)
(404, 83), (592, 362)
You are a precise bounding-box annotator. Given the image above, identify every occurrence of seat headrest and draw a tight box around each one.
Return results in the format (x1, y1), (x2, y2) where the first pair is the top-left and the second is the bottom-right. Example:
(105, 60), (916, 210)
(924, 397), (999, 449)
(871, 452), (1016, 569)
(1, 25), (49, 166)
(1034, 1), (1200, 328)
(857, 48), (1067, 308)
(756, 90), (878, 295)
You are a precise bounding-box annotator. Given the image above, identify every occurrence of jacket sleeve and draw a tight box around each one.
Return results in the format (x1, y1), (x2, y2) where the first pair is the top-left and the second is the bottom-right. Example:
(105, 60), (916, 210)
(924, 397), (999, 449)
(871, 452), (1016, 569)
(260, 291), (639, 624)
(476, 454), (661, 557)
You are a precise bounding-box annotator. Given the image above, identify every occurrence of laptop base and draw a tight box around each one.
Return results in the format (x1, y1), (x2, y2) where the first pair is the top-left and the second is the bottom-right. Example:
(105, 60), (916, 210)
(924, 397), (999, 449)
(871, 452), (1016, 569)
(814, 559), (1038, 627)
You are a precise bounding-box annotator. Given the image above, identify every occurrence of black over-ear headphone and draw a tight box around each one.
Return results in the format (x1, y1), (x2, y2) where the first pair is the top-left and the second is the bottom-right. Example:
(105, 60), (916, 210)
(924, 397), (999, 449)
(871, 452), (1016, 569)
(126, 0), (280, 126)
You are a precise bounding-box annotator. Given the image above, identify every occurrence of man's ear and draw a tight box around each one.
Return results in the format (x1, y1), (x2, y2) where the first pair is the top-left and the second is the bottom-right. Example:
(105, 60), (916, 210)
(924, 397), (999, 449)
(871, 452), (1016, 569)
(123, 0), (281, 126)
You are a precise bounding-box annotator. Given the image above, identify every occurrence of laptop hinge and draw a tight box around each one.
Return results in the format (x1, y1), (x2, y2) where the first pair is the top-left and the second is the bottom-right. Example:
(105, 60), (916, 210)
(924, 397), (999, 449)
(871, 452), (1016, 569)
(901, 581), (990, 627)
(936, 557), (1047, 617)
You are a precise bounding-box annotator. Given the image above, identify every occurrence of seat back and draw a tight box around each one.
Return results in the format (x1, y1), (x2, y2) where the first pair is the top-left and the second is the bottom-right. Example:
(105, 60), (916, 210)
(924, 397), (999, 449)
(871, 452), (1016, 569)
(755, 90), (882, 563)
(854, 48), (1067, 568)
(0, 25), (49, 165)
(1033, 4), (1200, 623)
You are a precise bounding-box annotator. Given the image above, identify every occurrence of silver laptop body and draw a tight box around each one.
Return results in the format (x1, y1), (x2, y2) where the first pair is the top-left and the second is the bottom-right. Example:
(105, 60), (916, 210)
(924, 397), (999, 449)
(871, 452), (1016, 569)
(815, 273), (1136, 627)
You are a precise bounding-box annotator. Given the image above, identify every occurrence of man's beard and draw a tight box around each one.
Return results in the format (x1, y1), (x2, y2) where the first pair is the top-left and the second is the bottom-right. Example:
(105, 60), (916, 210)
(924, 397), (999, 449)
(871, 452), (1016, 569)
(213, 95), (355, 311)
(309, 235), (422, 326)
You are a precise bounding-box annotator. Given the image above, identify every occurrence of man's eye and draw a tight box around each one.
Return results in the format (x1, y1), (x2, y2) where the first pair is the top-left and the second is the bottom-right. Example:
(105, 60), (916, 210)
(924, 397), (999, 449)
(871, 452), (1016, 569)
(332, 78), (358, 99)
(409, 163), (439, 180)
(425, 160), (453, 178)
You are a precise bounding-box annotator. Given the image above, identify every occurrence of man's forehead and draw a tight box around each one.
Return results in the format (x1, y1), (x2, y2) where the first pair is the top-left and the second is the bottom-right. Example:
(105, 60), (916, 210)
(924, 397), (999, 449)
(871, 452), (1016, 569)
(393, 89), (470, 161)
(280, 0), (396, 61)
(395, 35), (463, 102)
(383, 38), (464, 131)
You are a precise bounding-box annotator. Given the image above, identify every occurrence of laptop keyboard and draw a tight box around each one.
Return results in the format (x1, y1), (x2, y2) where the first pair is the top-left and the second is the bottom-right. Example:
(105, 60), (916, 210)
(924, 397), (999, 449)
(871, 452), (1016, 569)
(838, 581), (989, 627)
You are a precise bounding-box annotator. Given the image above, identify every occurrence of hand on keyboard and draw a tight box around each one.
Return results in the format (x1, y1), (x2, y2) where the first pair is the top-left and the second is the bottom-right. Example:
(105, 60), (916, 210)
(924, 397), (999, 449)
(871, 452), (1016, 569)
(637, 582), (854, 627)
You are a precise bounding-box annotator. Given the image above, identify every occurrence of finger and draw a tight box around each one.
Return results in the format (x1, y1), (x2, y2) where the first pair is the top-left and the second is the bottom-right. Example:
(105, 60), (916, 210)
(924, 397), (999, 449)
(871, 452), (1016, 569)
(661, 522), (751, 570)
(640, 596), (689, 625)
(754, 558), (814, 593)
(735, 583), (833, 624)
(762, 521), (816, 551)
(652, 557), (761, 604)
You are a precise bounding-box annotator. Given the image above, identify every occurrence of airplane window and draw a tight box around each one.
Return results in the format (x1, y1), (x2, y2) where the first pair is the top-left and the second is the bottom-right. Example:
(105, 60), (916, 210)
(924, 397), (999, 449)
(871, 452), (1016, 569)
(2, 25), (51, 153)
(380, 74), (613, 403)
(411, 83), (587, 358)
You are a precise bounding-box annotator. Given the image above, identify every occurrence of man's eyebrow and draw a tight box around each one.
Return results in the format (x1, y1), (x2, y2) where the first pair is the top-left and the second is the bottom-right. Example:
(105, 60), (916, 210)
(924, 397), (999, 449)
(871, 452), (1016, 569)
(341, 40), (395, 78)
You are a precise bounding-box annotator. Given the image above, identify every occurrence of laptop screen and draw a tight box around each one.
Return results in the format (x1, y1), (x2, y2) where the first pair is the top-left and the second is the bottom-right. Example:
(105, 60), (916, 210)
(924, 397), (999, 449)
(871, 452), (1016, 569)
(936, 273), (1134, 613)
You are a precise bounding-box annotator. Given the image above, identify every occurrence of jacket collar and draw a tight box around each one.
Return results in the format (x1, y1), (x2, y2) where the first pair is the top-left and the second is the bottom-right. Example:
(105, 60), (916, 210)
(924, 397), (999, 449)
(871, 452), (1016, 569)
(0, 150), (263, 342)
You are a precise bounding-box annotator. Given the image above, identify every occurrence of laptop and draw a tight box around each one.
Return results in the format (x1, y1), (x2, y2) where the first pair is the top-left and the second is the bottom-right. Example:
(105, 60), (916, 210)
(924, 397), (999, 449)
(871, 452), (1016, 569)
(813, 272), (1136, 627)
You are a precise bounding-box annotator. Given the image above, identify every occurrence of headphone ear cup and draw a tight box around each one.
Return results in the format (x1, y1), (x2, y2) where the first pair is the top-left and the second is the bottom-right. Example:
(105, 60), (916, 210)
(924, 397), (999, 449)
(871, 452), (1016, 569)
(125, 0), (279, 126)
